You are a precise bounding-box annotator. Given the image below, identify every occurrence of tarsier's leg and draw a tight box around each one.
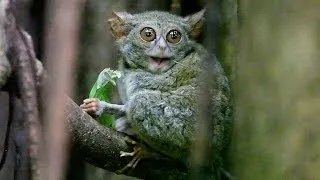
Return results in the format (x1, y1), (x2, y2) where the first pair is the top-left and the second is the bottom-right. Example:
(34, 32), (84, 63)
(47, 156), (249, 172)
(115, 117), (135, 136)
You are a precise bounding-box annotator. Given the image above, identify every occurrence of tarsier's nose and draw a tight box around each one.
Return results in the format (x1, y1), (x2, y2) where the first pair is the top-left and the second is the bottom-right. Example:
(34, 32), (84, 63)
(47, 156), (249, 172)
(158, 37), (167, 51)
(147, 36), (173, 58)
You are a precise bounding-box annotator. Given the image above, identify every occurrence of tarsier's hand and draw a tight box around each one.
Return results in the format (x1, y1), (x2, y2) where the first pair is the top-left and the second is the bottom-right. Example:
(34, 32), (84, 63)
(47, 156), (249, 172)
(80, 98), (126, 118)
(80, 98), (104, 117)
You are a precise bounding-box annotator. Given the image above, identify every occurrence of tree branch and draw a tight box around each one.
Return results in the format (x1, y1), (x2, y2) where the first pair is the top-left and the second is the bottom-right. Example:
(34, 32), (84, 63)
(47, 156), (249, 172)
(65, 99), (188, 179)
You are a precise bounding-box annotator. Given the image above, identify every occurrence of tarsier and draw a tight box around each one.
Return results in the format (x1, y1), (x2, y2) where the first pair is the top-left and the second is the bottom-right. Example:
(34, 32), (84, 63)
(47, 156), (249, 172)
(81, 10), (232, 176)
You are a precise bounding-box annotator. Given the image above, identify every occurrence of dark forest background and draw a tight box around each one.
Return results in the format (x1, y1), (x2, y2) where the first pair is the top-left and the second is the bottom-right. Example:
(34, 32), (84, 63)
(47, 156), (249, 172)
(1, 0), (319, 179)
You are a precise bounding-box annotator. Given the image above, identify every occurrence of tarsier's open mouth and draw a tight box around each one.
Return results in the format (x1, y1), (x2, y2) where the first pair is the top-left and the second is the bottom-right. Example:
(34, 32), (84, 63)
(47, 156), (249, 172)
(149, 56), (173, 72)
(150, 56), (171, 65)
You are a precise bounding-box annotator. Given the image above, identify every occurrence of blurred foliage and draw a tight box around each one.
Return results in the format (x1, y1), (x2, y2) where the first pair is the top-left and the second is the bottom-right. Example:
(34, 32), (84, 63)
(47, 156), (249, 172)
(218, 0), (238, 81)
(232, 0), (320, 179)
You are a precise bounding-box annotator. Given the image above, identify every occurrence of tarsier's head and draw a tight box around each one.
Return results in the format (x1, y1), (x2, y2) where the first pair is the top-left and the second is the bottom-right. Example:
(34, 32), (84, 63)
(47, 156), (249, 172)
(108, 10), (205, 73)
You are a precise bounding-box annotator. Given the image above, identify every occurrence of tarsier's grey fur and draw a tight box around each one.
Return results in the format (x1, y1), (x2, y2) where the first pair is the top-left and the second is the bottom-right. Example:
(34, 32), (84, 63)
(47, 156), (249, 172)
(98, 10), (232, 177)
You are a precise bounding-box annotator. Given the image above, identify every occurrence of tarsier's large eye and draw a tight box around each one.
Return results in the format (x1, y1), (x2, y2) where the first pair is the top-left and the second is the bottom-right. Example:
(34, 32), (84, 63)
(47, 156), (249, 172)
(166, 30), (181, 44)
(140, 27), (156, 42)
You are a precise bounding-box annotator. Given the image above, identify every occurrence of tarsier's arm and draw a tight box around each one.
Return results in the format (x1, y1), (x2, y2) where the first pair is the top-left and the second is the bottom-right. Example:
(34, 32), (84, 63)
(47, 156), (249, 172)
(80, 98), (126, 117)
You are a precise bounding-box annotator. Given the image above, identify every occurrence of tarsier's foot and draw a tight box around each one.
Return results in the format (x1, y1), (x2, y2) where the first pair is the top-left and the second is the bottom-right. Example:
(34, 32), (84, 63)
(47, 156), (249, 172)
(117, 137), (161, 174)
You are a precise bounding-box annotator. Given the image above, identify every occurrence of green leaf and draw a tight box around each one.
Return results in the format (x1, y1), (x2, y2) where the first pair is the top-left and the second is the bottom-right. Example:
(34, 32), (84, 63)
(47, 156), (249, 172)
(96, 68), (122, 89)
(98, 114), (115, 128)
(88, 68), (121, 128)
(89, 82), (98, 98)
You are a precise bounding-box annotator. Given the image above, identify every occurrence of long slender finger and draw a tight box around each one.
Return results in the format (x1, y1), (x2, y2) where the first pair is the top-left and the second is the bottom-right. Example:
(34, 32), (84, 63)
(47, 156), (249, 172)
(127, 156), (139, 167)
(83, 98), (98, 103)
(124, 136), (137, 145)
(81, 104), (92, 110)
(132, 157), (142, 168)
(120, 151), (136, 157)
(81, 102), (98, 109)
(88, 101), (99, 108)
(80, 103), (88, 108)
(82, 106), (97, 113)
(87, 106), (97, 112)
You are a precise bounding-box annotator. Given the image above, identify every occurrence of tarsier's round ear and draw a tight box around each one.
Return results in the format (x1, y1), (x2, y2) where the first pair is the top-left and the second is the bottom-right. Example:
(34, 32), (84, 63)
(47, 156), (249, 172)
(107, 11), (133, 39)
(184, 9), (205, 39)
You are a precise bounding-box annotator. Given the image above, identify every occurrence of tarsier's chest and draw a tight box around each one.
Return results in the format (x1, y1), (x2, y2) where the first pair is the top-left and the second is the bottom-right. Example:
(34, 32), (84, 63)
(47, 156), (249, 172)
(121, 55), (201, 97)
(123, 71), (157, 94)
(122, 67), (198, 98)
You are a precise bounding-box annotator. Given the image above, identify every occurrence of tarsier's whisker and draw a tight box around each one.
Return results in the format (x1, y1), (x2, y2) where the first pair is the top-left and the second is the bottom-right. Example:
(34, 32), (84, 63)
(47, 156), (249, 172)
(172, 60), (197, 70)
